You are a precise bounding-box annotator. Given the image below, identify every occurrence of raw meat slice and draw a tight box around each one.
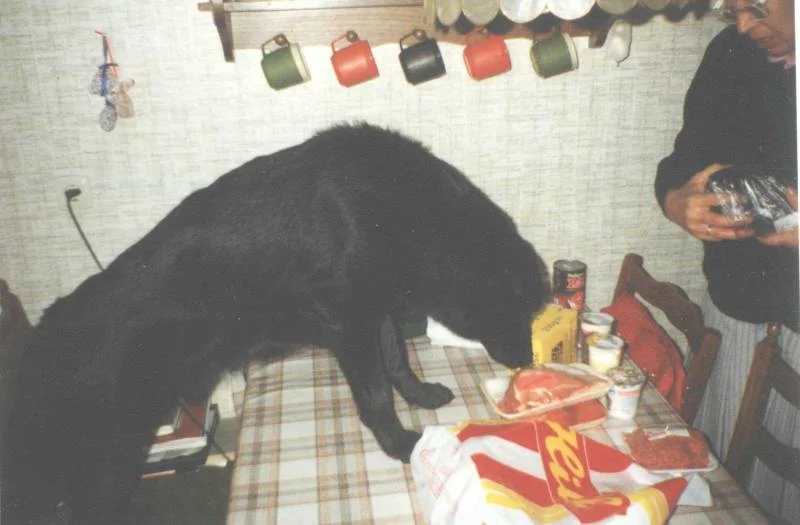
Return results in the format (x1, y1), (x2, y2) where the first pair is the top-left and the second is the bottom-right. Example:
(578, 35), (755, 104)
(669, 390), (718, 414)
(497, 366), (599, 413)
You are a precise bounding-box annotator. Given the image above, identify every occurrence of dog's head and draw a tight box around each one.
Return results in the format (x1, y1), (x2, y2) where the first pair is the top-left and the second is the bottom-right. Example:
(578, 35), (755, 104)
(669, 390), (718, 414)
(422, 231), (550, 369)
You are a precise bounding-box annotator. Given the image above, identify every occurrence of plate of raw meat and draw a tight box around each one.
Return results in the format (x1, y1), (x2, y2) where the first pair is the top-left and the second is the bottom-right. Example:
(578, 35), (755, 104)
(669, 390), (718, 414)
(481, 363), (613, 420)
(620, 427), (719, 473)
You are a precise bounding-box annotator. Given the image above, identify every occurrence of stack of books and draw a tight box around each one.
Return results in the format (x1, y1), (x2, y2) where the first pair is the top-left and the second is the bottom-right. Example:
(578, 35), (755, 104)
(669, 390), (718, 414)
(142, 398), (220, 476)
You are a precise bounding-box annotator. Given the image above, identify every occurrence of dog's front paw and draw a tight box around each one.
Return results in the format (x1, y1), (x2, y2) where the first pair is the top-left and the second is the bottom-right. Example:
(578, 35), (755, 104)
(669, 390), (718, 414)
(405, 382), (455, 409)
(375, 428), (423, 463)
(393, 429), (423, 463)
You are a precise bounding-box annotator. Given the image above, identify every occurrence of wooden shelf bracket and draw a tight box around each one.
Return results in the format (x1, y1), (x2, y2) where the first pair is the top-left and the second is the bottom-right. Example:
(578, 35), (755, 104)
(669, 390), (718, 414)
(210, 0), (235, 62)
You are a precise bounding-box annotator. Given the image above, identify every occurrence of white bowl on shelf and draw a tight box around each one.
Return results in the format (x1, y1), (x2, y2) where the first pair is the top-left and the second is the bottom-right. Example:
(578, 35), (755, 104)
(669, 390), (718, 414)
(548, 0), (596, 20)
(500, 0), (548, 23)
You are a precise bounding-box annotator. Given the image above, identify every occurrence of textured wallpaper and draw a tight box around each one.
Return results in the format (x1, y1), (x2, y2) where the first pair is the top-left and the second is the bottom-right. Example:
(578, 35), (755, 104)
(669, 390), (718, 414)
(0, 1), (722, 327)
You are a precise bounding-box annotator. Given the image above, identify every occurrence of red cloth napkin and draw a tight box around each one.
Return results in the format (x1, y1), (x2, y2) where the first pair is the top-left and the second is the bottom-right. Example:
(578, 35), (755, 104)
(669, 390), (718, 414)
(601, 294), (686, 410)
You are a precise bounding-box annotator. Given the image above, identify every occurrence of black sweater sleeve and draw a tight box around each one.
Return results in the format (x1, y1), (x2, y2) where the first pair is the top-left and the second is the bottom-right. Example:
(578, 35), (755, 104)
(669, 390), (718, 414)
(655, 27), (761, 210)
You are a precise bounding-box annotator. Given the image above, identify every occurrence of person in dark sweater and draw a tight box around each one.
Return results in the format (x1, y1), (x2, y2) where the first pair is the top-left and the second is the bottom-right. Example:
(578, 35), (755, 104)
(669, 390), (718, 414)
(655, 1), (797, 521)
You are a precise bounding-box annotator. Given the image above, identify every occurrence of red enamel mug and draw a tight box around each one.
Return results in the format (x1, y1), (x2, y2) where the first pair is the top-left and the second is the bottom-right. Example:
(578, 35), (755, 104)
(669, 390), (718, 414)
(463, 31), (511, 81)
(331, 31), (380, 87)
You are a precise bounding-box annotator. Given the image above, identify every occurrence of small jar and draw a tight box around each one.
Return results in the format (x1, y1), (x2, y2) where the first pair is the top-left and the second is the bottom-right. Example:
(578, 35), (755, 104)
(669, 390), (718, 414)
(587, 334), (625, 373)
(580, 312), (614, 339)
(607, 365), (645, 419)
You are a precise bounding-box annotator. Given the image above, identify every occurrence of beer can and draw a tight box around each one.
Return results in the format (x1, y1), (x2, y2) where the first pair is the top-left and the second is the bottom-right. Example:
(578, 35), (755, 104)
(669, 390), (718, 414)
(553, 259), (587, 310)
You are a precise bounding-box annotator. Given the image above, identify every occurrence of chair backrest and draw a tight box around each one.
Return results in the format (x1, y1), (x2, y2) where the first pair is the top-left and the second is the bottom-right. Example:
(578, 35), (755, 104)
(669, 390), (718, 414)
(725, 323), (800, 491)
(612, 253), (721, 424)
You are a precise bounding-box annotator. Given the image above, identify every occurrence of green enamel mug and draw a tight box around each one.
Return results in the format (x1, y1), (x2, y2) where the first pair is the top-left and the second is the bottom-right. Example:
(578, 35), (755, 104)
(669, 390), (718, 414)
(261, 34), (311, 90)
(530, 32), (578, 79)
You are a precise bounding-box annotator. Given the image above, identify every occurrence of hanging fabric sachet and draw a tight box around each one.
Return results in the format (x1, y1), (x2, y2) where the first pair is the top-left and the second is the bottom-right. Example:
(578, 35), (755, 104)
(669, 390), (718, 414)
(89, 31), (135, 132)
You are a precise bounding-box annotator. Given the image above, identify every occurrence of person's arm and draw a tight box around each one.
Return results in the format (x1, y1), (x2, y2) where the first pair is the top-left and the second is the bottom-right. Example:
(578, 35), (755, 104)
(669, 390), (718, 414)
(663, 164), (753, 241)
(656, 32), (731, 210)
(656, 28), (754, 241)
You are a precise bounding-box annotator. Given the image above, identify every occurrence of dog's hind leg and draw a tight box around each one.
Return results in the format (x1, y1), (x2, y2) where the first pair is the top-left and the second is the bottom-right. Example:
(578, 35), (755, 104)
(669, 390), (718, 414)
(68, 433), (150, 524)
(378, 315), (454, 409)
(2, 398), (150, 524)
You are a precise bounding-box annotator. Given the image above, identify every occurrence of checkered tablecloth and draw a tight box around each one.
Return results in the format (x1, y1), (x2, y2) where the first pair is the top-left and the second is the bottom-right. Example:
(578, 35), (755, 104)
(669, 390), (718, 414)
(227, 338), (767, 525)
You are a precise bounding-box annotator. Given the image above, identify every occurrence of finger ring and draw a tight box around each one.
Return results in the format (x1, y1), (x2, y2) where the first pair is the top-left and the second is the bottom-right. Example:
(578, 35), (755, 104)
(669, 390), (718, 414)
(705, 224), (712, 234)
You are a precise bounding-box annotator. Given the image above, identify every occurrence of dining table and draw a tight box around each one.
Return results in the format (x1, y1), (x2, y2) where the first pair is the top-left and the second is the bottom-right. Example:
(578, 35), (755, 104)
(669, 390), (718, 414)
(226, 337), (768, 525)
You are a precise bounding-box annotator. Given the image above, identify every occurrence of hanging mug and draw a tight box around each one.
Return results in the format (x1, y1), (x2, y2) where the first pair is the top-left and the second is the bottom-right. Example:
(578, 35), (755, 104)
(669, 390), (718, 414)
(331, 31), (380, 87)
(530, 32), (578, 79)
(463, 31), (511, 81)
(261, 34), (311, 90)
(398, 29), (446, 85)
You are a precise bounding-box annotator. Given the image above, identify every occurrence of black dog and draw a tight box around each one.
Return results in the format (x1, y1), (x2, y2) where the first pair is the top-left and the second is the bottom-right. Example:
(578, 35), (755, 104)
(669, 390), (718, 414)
(1, 124), (548, 524)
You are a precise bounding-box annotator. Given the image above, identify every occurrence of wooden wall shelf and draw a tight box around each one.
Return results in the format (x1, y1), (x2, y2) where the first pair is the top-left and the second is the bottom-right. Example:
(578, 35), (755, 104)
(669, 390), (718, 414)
(198, 0), (427, 61)
(197, 0), (623, 62)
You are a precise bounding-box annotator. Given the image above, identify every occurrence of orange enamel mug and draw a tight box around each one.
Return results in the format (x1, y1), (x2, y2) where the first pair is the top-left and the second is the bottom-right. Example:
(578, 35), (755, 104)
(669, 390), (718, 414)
(331, 31), (380, 87)
(463, 31), (511, 81)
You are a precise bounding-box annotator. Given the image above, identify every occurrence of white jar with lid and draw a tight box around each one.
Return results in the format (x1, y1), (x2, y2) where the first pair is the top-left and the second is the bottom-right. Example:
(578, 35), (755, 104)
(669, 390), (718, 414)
(587, 334), (624, 374)
(580, 312), (615, 338)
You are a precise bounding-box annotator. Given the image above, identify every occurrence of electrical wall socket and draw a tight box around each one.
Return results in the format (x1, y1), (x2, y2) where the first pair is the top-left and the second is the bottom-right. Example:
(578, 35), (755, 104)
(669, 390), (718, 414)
(64, 182), (93, 209)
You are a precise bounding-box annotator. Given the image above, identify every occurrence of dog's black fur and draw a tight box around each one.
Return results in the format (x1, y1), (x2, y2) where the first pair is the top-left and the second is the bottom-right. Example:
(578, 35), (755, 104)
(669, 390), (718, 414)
(1, 124), (548, 524)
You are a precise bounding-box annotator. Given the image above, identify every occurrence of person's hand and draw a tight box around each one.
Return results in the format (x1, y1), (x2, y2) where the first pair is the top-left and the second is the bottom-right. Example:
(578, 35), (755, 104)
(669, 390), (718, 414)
(758, 187), (799, 249)
(663, 163), (754, 242)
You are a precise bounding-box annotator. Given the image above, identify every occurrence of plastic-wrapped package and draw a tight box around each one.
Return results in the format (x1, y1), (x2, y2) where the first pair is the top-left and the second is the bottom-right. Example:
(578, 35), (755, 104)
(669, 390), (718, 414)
(707, 166), (798, 235)
(481, 363), (612, 419)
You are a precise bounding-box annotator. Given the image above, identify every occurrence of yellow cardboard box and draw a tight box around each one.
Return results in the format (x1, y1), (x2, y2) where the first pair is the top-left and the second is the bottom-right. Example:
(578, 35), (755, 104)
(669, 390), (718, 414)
(531, 303), (578, 364)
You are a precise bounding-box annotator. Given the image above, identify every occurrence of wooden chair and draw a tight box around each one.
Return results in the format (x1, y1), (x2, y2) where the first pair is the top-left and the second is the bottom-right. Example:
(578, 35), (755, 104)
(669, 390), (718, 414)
(725, 323), (800, 499)
(612, 253), (721, 424)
